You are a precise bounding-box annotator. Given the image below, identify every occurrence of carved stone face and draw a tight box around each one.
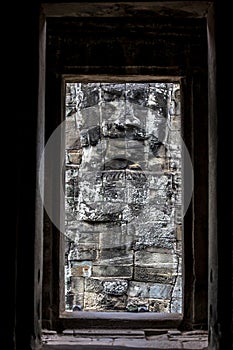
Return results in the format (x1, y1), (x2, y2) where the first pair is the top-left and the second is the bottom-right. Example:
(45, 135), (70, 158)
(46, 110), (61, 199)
(76, 136), (150, 223)
(65, 82), (184, 232)
(64, 83), (184, 313)
(77, 157), (149, 223)
(67, 100), (165, 224)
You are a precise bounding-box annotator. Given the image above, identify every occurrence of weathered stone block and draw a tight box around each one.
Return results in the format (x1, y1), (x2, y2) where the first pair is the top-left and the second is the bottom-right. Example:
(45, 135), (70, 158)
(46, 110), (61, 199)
(77, 174), (103, 203)
(149, 283), (172, 299)
(77, 201), (124, 222)
(85, 278), (103, 293)
(84, 292), (127, 311)
(126, 148), (147, 164)
(127, 184), (149, 205)
(133, 223), (176, 250)
(148, 189), (167, 207)
(97, 249), (133, 265)
(79, 146), (104, 170)
(76, 230), (100, 244)
(80, 103), (100, 126)
(92, 265), (133, 278)
(65, 228), (78, 242)
(68, 243), (98, 261)
(126, 297), (149, 311)
(148, 174), (170, 190)
(170, 298), (182, 313)
(104, 139), (127, 159)
(147, 205), (173, 222)
(65, 116), (77, 148)
(71, 261), (92, 278)
(135, 250), (176, 268)
(134, 267), (175, 283)
(70, 277), (85, 294)
(128, 281), (150, 298)
(103, 280), (128, 295)
(149, 299), (170, 312)
(169, 115), (181, 131)
(100, 229), (130, 250)
(168, 130), (181, 145)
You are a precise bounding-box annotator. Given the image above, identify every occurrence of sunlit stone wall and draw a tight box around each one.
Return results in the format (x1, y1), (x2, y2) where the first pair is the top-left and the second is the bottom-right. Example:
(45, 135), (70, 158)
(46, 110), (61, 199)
(64, 82), (182, 313)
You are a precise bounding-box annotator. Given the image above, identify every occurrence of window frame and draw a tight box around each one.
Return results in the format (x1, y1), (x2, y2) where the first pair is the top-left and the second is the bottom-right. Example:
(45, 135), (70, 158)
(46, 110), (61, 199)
(41, 2), (209, 332)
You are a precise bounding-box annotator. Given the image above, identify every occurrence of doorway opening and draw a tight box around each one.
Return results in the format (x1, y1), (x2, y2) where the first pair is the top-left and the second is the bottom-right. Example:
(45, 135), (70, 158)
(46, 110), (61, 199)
(64, 81), (183, 314)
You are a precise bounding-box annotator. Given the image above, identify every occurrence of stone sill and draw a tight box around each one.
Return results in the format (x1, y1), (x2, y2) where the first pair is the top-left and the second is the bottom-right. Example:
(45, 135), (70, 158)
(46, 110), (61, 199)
(58, 312), (182, 329)
(60, 311), (182, 320)
(42, 328), (208, 350)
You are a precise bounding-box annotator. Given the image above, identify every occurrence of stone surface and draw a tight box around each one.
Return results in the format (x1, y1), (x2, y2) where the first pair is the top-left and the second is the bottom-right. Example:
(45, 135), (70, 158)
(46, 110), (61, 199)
(64, 83), (183, 312)
(42, 329), (208, 349)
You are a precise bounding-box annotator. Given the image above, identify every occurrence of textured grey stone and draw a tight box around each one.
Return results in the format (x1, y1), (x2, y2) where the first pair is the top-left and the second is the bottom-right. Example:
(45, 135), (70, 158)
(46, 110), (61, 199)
(134, 267), (174, 284)
(64, 82), (183, 311)
(103, 280), (128, 295)
(92, 265), (133, 278)
(149, 283), (173, 299)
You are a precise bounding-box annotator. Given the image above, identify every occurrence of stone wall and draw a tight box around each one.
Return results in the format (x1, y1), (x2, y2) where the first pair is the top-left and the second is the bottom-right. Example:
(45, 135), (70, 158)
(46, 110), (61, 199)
(64, 82), (182, 313)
